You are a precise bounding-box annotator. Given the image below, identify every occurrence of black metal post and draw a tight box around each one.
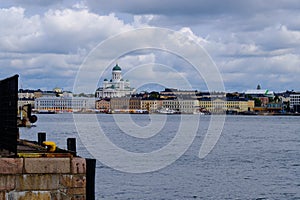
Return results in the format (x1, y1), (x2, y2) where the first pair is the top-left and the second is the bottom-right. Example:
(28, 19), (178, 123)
(86, 158), (96, 200)
(67, 138), (76, 155)
(38, 132), (46, 146)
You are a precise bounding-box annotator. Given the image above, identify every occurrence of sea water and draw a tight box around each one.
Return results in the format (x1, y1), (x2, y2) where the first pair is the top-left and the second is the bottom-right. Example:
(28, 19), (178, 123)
(20, 114), (300, 199)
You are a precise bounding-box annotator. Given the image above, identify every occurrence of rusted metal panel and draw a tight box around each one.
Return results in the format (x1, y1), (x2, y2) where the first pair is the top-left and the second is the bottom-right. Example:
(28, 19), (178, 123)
(17, 153), (73, 158)
(0, 75), (19, 155)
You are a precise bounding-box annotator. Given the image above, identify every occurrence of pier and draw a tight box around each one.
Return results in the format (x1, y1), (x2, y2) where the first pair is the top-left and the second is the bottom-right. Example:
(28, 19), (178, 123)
(0, 75), (95, 200)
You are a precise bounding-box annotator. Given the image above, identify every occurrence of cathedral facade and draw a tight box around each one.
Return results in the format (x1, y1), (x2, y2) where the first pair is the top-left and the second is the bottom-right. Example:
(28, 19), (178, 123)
(96, 64), (135, 98)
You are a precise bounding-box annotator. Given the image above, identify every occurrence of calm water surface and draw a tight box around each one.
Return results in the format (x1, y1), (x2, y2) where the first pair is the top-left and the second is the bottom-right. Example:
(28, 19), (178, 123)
(20, 114), (300, 200)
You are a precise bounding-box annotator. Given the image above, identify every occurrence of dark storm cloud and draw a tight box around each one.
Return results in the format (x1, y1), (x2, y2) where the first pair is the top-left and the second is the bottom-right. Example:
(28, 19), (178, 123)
(86, 0), (300, 16)
(1, 0), (63, 7)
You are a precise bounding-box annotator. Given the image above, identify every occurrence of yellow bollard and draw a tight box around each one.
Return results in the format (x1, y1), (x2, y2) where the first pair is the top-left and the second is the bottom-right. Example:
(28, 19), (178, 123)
(42, 141), (57, 152)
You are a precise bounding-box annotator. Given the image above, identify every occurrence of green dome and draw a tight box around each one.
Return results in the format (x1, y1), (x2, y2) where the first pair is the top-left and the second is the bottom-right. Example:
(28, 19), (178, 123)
(104, 78), (108, 81)
(112, 64), (121, 71)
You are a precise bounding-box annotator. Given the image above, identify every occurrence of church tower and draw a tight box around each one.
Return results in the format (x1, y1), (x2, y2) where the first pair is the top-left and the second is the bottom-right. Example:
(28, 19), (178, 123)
(96, 63), (135, 98)
(112, 64), (122, 82)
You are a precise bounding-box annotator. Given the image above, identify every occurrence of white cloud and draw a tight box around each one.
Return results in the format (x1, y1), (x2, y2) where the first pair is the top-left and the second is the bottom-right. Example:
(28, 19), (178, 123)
(0, 7), (41, 51)
(0, 5), (135, 91)
(132, 15), (154, 27)
(0, 6), (133, 53)
(255, 25), (300, 51)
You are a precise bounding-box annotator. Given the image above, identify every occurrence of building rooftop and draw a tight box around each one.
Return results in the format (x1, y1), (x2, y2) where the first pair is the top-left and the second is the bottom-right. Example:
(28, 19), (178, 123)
(112, 64), (121, 71)
(245, 89), (274, 96)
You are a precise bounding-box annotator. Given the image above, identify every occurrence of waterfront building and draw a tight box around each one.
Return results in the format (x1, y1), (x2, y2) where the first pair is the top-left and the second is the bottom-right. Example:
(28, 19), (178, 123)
(18, 97), (35, 110)
(40, 89), (60, 97)
(141, 100), (162, 113)
(18, 89), (36, 108)
(160, 88), (202, 101)
(160, 88), (198, 99)
(162, 99), (199, 114)
(18, 87), (74, 109)
(159, 89), (227, 101)
(95, 98), (110, 112)
(245, 89), (274, 107)
(96, 64), (135, 98)
(35, 96), (96, 112)
(290, 93), (300, 112)
(199, 98), (255, 114)
(199, 98), (226, 113)
(110, 97), (130, 111)
(18, 89), (36, 99)
(277, 92), (290, 104)
(33, 90), (43, 98)
(110, 97), (142, 111)
(129, 97), (142, 110)
(266, 103), (283, 112)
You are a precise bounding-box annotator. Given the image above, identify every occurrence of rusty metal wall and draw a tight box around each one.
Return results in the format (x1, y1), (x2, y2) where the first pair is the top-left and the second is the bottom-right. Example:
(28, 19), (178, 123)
(0, 74), (19, 155)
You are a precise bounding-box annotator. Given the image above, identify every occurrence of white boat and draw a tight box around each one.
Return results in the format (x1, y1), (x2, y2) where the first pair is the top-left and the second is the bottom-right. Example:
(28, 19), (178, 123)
(38, 110), (56, 114)
(157, 108), (176, 114)
(193, 111), (205, 115)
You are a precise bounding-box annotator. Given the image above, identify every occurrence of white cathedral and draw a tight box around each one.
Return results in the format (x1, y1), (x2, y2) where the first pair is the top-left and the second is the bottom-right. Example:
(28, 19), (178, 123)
(96, 64), (135, 98)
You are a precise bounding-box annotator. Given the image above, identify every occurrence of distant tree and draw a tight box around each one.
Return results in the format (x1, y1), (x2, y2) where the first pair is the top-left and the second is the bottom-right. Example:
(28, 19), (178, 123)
(257, 84), (261, 90)
(245, 94), (253, 100)
(286, 101), (291, 112)
(253, 98), (262, 107)
(149, 91), (160, 99)
(78, 93), (87, 97)
(274, 95), (280, 103)
(268, 97), (274, 103)
(226, 93), (234, 98)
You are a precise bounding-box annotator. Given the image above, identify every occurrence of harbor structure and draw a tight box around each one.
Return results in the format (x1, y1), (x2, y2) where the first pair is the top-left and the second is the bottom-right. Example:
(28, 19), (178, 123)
(0, 75), (96, 199)
(96, 64), (135, 98)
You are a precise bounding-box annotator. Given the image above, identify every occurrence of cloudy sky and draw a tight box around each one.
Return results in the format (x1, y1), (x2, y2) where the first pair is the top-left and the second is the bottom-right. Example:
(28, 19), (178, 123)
(1, 0), (300, 93)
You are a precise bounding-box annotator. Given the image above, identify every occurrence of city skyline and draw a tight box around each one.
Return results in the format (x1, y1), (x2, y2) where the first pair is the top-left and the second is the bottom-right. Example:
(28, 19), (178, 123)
(1, 1), (300, 92)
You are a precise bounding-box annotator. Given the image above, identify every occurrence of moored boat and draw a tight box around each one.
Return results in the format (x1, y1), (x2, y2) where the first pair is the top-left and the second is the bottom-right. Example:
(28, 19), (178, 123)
(38, 110), (56, 114)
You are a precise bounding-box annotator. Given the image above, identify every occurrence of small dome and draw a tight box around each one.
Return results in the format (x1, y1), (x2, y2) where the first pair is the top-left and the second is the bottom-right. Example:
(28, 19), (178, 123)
(120, 78), (124, 81)
(53, 87), (62, 93)
(104, 78), (108, 81)
(112, 64), (121, 71)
